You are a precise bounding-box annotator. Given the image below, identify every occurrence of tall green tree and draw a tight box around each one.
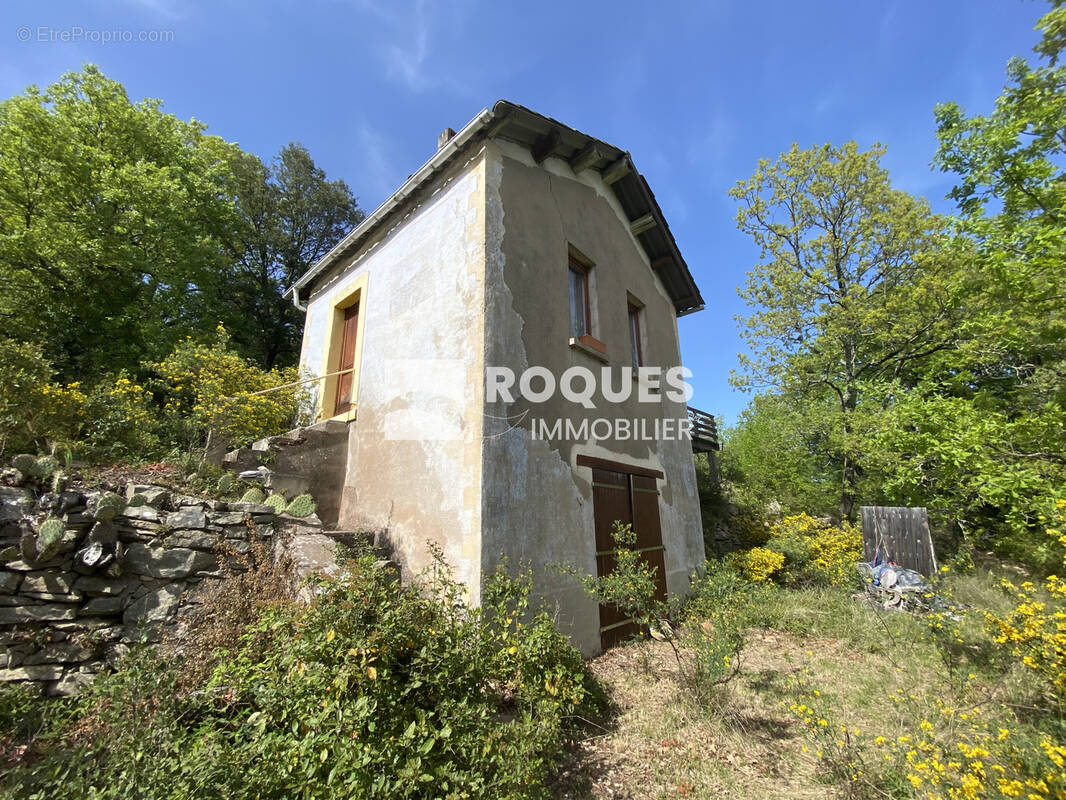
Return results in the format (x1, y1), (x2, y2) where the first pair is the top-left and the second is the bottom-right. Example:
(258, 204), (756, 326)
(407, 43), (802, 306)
(855, 0), (1066, 553)
(222, 144), (364, 368)
(729, 142), (955, 519)
(0, 66), (244, 380)
(719, 392), (842, 517)
(933, 0), (1065, 396)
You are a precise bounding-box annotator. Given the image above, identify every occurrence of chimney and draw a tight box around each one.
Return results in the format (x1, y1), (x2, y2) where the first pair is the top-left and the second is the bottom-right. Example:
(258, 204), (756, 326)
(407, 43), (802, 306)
(437, 127), (456, 150)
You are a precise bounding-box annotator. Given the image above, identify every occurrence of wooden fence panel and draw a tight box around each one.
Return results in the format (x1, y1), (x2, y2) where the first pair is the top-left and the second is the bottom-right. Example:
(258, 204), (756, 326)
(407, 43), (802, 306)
(860, 506), (938, 578)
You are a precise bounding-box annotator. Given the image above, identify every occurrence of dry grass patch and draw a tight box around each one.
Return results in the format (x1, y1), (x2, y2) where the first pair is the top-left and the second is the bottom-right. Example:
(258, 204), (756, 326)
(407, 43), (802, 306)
(551, 602), (950, 800)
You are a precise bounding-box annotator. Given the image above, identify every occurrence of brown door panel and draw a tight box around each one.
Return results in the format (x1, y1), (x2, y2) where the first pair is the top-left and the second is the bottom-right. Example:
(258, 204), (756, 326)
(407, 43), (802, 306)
(589, 466), (668, 649)
(334, 303), (359, 414)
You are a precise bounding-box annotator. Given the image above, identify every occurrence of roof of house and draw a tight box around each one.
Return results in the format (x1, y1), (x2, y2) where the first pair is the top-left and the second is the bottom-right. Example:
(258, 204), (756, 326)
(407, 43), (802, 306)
(288, 100), (705, 316)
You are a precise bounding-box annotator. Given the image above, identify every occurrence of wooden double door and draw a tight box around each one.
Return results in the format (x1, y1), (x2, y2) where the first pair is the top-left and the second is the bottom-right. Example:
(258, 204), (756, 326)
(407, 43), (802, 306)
(583, 457), (667, 648)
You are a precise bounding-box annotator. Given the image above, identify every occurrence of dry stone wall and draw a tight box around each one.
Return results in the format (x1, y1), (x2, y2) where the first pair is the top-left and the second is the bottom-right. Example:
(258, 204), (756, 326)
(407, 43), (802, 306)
(0, 479), (324, 696)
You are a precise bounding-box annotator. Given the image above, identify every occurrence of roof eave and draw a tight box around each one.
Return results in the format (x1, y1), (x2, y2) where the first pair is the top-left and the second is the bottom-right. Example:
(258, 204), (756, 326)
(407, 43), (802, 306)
(288, 100), (704, 316)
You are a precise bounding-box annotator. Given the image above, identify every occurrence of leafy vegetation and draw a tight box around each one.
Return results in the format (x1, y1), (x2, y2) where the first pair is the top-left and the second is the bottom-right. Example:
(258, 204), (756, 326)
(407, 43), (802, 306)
(0, 325), (308, 459)
(0, 550), (604, 799)
(722, 1), (1066, 562)
(0, 65), (357, 462)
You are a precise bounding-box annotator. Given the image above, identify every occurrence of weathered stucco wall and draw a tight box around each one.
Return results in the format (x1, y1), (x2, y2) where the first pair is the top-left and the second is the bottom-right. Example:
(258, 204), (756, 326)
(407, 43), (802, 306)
(296, 136), (704, 655)
(298, 151), (487, 594)
(480, 140), (705, 655)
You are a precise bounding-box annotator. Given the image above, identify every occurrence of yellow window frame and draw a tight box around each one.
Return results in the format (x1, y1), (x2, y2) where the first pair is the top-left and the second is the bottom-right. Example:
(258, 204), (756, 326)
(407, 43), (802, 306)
(318, 272), (369, 423)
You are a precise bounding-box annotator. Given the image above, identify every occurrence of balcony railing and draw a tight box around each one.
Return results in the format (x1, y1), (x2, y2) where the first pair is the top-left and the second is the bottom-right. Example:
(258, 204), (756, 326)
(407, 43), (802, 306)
(687, 405), (720, 453)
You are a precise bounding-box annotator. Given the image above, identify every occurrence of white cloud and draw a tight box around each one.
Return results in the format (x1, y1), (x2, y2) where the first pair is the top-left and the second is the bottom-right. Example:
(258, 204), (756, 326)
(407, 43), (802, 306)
(348, 0), (444, 93)
(115, 0), (184, 19)
(355, 121), (400, 207)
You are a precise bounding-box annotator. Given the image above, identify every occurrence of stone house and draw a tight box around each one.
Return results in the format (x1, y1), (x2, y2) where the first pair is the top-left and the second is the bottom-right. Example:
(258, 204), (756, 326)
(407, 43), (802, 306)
(287, 101), (716, 654)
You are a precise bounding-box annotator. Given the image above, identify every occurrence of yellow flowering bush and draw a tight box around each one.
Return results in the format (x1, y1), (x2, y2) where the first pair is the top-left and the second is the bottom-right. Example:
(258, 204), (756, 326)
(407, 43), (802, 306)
(764, 513), (864, 587)
(0, 338), (86, 452)
(726, 545), (785, 582)
(151, 325), (309, 449)
(788, 677), (1066, 800)
(32, 381), (88, 448)
(81, 375), (159, 457)
(983, 500), (1066, 703)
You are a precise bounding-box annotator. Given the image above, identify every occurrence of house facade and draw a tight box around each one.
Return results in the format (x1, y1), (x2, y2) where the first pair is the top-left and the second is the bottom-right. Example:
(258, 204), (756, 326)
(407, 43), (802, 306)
(289, 102), (712, 654)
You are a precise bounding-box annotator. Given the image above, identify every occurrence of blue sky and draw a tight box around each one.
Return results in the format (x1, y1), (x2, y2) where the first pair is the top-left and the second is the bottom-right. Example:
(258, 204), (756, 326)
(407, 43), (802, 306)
(0, 0), (1045, 424)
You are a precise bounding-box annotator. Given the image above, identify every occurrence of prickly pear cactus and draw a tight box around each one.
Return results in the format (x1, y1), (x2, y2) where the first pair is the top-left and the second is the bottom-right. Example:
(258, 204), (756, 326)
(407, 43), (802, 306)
(33, 455), (59, 481)
(11, 454), (36, 476)
(264, 493), (288, 514)
(240, 487), (266, 505)
(285, 493), (316, 518)
(50, 471), (68, 494)
(217, 473), (235, 494)
(94, 492), (127, 521)
(35, 519), (66, 560)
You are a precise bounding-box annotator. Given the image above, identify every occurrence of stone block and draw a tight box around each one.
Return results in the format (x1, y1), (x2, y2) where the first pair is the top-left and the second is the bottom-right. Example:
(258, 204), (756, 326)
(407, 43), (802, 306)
(49, 671), (93, 696)
(72, 576), (129, 596)
(165, 507), (207, 530)
(122, 506), (162, 523)
(0, 604), (78, 624)
(122, 583), (183, 625)
(80, 596), (124, 616)
(0, 665), (64, 682)
(19, 592), (83, 603)
(123, 543), (216, 579)
(21, 571), (77, 594)
(23, 641), (95, 665)
(166, 531), (219, 551)
(0, 572), (20, 594)
(125, 485), (170, 509)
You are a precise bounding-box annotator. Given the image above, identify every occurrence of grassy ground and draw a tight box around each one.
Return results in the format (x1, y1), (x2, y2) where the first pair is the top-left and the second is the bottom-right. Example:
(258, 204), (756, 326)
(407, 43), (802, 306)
(552, 568), (1060, 800)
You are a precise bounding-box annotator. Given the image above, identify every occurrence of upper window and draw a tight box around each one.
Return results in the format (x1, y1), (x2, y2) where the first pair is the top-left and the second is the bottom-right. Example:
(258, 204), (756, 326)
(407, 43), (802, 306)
(568, 257), (591, 339)
(628, 302), (644, 369)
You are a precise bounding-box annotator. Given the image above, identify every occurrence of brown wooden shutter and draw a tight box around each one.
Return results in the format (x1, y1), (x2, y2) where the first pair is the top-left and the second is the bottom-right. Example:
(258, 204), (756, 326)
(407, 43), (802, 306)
(334, 303), (359, 414)
(588, 463), (668, 648)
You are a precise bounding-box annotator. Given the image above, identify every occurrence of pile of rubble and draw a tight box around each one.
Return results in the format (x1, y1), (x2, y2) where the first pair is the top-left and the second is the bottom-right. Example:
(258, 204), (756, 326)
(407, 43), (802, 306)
(856, 561), (943, 613)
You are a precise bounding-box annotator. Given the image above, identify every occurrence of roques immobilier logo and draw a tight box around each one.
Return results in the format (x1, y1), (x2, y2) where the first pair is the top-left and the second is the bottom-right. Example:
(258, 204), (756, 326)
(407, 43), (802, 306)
(380, 360), (695, 443)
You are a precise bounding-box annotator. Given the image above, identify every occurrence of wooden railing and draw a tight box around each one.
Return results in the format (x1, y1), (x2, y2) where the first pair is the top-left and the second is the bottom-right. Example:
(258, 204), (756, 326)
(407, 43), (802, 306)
(687, 405), (720, 452)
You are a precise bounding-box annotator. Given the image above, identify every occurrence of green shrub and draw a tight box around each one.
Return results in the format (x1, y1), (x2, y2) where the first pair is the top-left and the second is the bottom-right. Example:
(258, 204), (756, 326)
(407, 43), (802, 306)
(0, 549), (603, 799)
(763, 513), (862, 587)
(683, 561), (772, 689)
(0, 339), (84, 454)
(80, 374), (160, 459)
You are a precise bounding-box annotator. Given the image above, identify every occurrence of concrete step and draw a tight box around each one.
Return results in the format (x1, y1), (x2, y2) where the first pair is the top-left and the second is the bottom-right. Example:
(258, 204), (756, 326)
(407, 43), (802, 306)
(222, 448), (267, 471)
(262, 471), (310, 498)
(229, 420), (351, 529)
(303, 419), (350, 436)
